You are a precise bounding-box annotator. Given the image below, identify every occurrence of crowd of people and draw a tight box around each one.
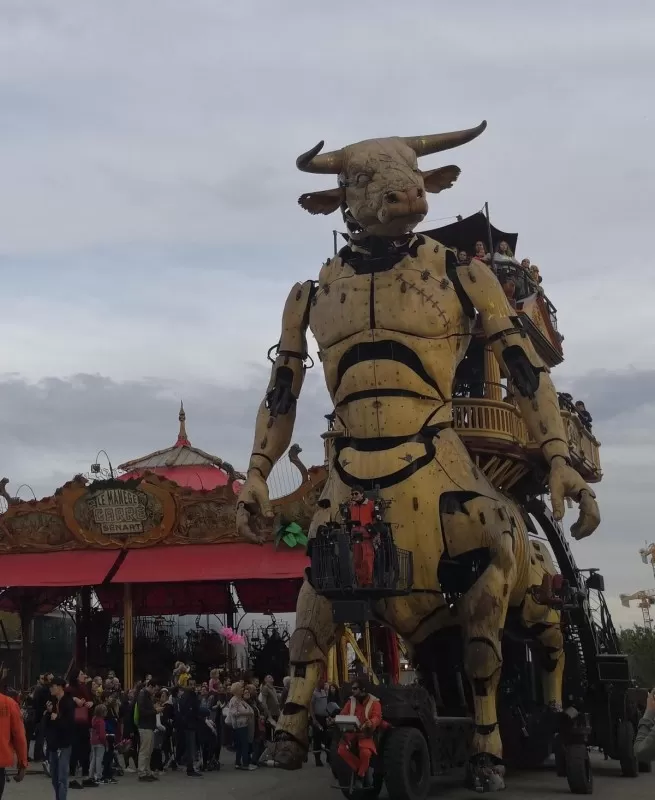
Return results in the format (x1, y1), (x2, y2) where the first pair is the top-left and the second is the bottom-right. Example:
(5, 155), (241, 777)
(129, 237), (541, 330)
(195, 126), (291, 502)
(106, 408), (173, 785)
(9, 663), (289, 798)
(0, 664), (393, 799)
(455, 239), (543, 306)
(557, 393), (594, 432)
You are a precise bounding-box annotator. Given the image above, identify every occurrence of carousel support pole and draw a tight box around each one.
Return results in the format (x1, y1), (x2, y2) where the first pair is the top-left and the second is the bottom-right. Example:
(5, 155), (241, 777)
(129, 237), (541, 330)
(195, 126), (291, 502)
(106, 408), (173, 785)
(123, 583), (134, 689)
(484, 346), (503, 402)
(78, 587), (92, 668)
(338, 628), (349, 685)
(327, 644), (337, 685)
(363, 622), (373, 677)
(19, 601), (34, 690)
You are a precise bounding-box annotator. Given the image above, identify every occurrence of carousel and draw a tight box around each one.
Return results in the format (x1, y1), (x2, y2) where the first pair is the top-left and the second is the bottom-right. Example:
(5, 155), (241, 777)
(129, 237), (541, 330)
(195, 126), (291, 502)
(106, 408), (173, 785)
(0, 404), (323, 687)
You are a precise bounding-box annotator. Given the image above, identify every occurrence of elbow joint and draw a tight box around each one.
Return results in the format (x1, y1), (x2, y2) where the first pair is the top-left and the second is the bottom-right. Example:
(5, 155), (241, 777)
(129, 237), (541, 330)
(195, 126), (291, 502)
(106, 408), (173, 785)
(503, 345), (543, 399)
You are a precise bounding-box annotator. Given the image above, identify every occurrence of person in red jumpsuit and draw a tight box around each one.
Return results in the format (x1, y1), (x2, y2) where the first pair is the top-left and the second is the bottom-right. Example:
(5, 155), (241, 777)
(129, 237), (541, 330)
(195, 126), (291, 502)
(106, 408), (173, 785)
(336, 682), (382, 788)
(348, 487), (377, 587)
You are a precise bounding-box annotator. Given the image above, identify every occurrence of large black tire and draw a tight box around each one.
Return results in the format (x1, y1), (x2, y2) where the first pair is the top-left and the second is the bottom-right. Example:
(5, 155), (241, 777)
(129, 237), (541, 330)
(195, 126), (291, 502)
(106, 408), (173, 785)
(565, 744), (593, 795)
(553, 734), (567, 778)
(383, 727), (431, 800)
(617, 720), (638, 778)
(639, 760), (652, 773)
(330, 738), (384, 800)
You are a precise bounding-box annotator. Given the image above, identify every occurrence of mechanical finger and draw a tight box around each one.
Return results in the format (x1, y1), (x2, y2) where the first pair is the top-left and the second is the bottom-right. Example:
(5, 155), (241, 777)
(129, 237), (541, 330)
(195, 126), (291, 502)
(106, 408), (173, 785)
(570, 490), (601, 541)
(236, 502), (262, 544)
(254, 485), (274, 518)
(549, 477), (565, 521)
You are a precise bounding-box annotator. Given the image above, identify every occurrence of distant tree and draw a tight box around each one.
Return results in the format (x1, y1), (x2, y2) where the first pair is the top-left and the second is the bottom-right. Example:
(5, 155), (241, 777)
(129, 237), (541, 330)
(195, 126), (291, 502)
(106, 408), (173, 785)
(619, 625), (655, 688)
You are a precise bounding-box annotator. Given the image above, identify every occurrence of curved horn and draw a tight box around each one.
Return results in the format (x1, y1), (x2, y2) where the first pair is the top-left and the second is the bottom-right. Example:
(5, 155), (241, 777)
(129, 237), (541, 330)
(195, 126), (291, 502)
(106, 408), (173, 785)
(296, 140), (343, 174)
(403, 120), (487, 158)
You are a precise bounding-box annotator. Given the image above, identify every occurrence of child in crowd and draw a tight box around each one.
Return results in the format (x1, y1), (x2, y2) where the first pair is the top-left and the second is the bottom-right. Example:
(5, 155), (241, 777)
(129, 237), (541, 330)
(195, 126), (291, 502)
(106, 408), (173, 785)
(90, 704), (107, 784)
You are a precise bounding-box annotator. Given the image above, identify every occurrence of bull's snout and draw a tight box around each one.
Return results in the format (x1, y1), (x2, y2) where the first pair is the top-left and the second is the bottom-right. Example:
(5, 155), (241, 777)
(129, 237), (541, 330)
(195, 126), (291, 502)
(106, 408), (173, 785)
(378, 187), (428, 225)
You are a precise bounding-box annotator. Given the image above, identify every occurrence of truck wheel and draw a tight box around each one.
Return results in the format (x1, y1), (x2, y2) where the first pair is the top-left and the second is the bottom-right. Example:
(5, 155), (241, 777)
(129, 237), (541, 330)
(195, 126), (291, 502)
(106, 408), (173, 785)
(565, 744), (593, 795)
(383, 727), (431, 800)
(553, 734), (566, 778)
(617, 720), (638, 778)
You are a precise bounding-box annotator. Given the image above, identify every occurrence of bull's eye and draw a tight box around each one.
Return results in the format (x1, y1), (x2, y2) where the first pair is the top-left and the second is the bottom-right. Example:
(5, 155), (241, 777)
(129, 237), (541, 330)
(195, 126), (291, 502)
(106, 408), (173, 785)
(356, 173), (371, 186)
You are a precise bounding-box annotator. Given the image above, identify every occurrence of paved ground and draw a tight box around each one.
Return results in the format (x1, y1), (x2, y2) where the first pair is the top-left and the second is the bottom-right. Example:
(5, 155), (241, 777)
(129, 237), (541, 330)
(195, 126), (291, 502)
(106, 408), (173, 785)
(4, 753), (654, 799)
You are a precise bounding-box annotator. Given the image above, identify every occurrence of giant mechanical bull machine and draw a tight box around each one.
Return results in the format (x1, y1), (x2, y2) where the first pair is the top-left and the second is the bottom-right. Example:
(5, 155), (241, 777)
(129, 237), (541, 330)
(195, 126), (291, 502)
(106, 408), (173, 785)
(236, 121), (611, 794)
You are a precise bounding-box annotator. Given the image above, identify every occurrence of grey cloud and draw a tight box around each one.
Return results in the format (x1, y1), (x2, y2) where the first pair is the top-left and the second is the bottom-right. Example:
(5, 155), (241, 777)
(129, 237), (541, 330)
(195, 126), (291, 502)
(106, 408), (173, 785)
(0, 370), (331, 500)
(563, 368), (655, 424)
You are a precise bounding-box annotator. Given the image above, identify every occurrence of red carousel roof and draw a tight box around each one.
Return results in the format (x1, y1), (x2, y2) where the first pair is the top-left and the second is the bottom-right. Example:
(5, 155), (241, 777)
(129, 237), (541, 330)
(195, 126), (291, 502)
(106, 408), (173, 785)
(117, 403), (244, 493)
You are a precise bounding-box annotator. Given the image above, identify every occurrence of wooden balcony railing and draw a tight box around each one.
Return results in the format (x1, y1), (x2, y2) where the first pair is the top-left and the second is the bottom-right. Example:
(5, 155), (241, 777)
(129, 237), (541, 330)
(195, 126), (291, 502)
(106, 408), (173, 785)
(322, 399), (602, 482)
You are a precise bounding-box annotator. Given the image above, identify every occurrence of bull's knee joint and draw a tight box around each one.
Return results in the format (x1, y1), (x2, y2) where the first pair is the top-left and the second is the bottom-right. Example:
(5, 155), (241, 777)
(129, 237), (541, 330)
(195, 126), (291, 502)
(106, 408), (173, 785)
(289, 627), (327, 664)
(282, 702), (305, 716)
(465, 637), (502, 693)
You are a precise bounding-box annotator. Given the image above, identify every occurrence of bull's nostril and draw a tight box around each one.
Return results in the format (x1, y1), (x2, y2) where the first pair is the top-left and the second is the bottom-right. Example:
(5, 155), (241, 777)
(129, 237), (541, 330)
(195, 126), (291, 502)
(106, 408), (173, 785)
(387, 192), (399, 203)
(416, 188), (424, 198)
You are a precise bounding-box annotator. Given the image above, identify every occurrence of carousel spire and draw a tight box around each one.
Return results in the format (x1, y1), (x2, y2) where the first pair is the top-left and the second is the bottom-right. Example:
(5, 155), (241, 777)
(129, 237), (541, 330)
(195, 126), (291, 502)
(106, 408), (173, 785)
(175, 401), (191, 447)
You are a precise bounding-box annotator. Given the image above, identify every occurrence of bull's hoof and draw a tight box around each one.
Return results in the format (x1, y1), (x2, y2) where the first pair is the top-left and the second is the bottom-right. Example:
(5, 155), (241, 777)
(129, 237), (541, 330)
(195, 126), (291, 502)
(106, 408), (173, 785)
(260, 733), (307, 770)
(466, 754), (506, 793)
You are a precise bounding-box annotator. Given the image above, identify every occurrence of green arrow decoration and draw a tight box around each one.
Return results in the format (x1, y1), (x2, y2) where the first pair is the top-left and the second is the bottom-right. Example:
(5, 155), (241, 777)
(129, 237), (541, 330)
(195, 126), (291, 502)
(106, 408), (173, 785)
(275, 519), (308, 549)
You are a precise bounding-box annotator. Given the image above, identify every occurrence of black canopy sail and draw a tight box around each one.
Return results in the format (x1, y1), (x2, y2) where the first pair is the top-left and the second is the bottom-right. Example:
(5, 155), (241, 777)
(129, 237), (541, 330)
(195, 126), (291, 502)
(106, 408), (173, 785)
(421, 211), (518, 255)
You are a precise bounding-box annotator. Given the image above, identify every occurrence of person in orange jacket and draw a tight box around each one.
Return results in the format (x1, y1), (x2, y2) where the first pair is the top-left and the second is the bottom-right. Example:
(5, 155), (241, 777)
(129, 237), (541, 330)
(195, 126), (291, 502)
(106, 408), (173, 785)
(0, 690), (28, 798)
(348, 487), (378, 587)
(336, 682), (382, 788)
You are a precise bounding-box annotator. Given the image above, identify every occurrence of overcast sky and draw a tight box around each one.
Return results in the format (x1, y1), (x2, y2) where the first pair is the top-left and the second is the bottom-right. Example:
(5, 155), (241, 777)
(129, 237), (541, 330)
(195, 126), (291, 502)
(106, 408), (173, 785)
(1, 1), (654, 627)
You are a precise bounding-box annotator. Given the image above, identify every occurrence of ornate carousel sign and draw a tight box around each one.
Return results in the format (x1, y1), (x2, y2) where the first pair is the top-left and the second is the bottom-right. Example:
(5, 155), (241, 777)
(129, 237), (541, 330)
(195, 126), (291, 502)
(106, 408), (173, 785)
(84, 487), (151, 536)
(60, 476), (177, 548)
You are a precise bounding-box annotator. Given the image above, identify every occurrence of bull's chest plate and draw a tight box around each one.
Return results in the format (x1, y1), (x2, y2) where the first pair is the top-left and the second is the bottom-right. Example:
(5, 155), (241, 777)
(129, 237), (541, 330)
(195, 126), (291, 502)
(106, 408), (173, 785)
(309, 238), (471, 349)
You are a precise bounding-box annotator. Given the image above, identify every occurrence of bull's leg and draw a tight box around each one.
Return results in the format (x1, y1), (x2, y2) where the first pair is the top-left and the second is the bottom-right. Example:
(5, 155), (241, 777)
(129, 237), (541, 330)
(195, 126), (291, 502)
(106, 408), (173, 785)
(266, 579), (335, 769)
(442, 495), (517, 793)
(524, 613), (564, 711)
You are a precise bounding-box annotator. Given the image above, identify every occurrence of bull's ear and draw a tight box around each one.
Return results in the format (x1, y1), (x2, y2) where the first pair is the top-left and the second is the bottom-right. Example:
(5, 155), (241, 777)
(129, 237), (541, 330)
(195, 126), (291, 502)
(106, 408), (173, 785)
(298, 188), (344, 215)
(421, 165), (461, 194)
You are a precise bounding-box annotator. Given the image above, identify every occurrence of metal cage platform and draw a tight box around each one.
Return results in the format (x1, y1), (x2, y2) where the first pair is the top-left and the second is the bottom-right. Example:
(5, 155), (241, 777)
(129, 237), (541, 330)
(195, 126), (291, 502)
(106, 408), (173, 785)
(309, 530), (414, 599)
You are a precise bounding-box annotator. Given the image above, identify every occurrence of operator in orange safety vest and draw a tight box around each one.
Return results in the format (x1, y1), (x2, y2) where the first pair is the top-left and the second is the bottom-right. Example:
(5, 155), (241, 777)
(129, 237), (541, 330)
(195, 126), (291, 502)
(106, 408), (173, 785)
(348, 486), (377, 587)
(336, 681), (382, 787)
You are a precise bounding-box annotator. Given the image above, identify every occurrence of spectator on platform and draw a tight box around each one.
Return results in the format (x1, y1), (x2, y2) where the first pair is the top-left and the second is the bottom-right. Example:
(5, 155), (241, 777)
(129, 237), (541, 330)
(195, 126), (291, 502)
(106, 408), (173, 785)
(575, 400), (593, 432)
(529, 264), (542, 284)
(493, 240), (519, 266)
(46, 678), (75, 800)
(0, 688), (27, 799)
(520, 258), (531, 271)
(473, 240), (491, 264)
(67, 668), (94, 789)
(457, 250), (469, 265)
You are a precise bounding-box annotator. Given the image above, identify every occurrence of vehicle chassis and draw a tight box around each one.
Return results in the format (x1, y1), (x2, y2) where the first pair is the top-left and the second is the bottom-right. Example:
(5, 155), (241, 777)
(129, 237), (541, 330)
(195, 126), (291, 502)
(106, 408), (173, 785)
(313, 497), (641, 797)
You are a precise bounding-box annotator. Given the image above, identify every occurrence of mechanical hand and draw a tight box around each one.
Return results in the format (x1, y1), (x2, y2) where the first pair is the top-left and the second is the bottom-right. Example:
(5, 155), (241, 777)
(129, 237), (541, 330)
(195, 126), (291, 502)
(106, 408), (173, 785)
(235, 471), (272, 545)
(548, 456), (600, 540)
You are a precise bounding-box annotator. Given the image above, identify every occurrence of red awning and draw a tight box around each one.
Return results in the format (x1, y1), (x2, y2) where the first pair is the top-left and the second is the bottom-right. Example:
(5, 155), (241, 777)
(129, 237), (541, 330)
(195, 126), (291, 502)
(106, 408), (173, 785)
(234, 579), (302, 613)
(0, 550), (121, 588)
(0, 587), (76, 613)
(96, 582), (232, 616)
(110, 543), (308, 584)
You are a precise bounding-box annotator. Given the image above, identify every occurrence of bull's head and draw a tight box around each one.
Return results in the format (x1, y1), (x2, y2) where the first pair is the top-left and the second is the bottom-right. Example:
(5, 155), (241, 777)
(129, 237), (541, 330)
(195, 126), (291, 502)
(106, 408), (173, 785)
(297, 121), (487, 238)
